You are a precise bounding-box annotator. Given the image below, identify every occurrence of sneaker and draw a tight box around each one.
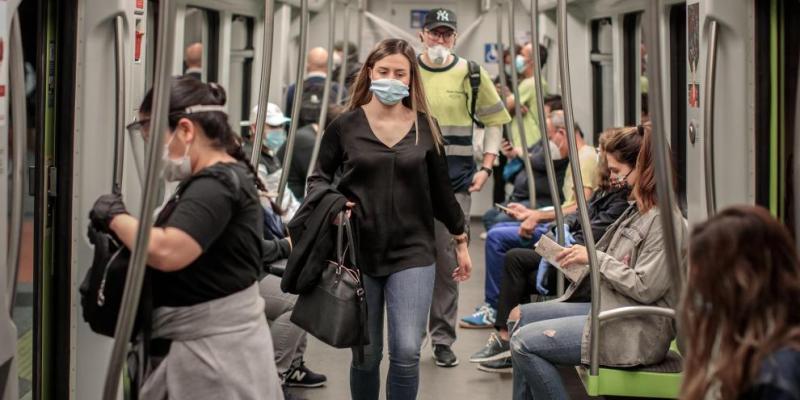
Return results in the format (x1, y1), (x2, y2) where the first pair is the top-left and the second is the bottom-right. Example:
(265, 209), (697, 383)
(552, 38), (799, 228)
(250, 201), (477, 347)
(432, 344), (459, 367)
(477, 357), (513, 374)
(284, 359), (327, 388)
(459, 304), (496, 329)
(480, 232), (488, 240)
(469, 332), (511, 363)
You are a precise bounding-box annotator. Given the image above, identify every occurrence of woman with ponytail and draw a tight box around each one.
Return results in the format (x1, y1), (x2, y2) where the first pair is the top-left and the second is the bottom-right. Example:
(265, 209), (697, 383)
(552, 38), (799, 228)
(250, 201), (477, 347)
(88, 76), (283, 399)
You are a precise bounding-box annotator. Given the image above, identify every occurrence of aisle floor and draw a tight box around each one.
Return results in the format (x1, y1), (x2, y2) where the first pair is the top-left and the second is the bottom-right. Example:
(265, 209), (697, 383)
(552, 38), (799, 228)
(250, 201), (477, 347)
(293, 221), (595, 400)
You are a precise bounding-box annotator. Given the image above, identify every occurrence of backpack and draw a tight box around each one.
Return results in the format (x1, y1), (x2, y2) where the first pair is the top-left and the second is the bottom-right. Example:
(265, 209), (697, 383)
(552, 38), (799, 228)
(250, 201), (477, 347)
(466, 60), (485, 129)
(298, 79), (329, 127)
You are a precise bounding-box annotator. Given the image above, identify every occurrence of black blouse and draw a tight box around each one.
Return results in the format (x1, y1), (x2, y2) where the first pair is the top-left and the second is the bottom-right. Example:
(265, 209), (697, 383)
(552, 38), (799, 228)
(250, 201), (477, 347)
(308, 107), (466, 277)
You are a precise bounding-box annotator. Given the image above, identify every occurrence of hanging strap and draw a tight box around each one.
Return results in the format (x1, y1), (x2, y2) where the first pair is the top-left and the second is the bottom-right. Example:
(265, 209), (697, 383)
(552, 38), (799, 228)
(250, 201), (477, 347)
(466, 60), (485, 129)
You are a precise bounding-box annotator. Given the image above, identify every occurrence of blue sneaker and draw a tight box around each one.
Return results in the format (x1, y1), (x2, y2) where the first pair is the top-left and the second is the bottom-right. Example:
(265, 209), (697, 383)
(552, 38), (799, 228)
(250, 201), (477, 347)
(459, 304), (496, 329)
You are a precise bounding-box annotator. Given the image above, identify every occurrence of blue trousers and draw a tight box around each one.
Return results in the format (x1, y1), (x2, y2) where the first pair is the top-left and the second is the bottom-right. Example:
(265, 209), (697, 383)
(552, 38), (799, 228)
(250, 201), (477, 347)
(511, 301), (591, 400)
(484, 222), (549, 308)
(350, 265), (435, 400)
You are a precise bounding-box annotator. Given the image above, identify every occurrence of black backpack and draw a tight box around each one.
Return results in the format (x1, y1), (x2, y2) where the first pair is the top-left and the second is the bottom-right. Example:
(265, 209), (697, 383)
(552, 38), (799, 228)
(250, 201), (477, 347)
(466, 60), (484, 129)
(298, 79), (329, 127)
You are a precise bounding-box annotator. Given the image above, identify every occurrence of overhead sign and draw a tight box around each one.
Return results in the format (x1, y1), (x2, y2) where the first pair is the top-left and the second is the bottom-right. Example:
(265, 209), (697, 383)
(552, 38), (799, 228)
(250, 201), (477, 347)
(410, 10), (427, 29)
(484, 43), (499, 64)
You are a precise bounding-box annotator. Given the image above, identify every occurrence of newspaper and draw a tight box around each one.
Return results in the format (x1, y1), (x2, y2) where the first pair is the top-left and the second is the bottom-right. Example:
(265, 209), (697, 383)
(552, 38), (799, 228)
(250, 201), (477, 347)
(534, 235), (586, 283)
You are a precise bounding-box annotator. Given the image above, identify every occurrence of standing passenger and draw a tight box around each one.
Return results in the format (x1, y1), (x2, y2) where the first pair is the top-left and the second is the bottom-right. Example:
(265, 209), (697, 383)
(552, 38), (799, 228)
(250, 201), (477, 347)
(307, 38), (472, 400)
(89, 77), (283, 399)
(184, 42), (203, 80)
(285, 47), (347, 125)
(418, 7), (512, 367)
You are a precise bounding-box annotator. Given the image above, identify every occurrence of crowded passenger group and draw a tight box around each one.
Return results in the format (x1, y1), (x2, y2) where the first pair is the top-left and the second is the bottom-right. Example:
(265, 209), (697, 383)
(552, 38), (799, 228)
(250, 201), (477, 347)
(87, 6), (800, 400)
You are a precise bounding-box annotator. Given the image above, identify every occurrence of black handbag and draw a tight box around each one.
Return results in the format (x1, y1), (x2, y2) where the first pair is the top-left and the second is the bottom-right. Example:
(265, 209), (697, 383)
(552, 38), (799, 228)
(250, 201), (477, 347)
(291, 213), (369, 359)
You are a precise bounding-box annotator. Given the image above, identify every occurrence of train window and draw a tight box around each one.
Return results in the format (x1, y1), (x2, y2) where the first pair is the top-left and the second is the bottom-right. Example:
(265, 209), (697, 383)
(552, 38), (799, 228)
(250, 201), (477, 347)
(144, 0), (157, 89)
(622, 12), (645, 125)
(183, 7), (220, 82)
(228, 15), (256, 137)
(669, 4), (688, 212)
(591, 17), (614, 142)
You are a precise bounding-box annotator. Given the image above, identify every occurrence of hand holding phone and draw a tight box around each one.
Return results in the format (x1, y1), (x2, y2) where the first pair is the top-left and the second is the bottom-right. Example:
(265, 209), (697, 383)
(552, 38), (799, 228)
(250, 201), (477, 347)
(494, 203), (512, 214)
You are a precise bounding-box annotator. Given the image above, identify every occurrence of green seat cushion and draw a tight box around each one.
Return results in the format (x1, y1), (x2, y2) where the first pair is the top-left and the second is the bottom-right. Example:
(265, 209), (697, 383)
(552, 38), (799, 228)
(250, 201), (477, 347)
(576, 350), (683, 398)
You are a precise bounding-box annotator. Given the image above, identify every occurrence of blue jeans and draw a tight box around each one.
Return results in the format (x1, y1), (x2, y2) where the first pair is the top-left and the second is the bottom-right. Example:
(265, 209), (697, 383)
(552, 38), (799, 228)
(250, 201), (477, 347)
(482, 200), (531, 231)
(350, 265), (435, 400)
(511, 302), (591, 400)
(484, 222), (549, 308)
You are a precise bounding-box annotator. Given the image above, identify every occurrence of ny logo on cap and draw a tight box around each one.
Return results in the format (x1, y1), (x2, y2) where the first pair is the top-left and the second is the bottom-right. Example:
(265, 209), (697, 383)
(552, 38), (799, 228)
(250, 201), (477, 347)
(437, 10), (449, 21)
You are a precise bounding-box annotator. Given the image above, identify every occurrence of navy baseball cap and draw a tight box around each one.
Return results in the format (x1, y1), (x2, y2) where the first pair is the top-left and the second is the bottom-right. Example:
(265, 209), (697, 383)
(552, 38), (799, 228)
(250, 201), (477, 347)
(424, 8), (457, 31)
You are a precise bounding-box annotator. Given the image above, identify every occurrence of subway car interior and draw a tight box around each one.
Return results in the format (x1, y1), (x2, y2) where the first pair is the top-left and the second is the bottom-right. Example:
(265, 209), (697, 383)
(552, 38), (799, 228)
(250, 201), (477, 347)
(1, 0), (799, 399)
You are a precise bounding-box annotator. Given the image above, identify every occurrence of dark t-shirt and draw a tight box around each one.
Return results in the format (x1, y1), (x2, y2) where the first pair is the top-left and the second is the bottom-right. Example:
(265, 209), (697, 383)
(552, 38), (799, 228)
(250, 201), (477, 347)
(307, 108), (466, 277)
(741, 348), (800, 400)
(510, 140), (569, 206)
(151, 162), (264, 307)
(277, 124), (317, 200)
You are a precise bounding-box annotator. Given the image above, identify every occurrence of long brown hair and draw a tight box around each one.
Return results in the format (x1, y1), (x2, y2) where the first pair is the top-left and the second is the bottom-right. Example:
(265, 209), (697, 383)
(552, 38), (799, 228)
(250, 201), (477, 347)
(681, 205), (800, 399)
(630, 123), (676, 212)
(346, 38), (442, 147)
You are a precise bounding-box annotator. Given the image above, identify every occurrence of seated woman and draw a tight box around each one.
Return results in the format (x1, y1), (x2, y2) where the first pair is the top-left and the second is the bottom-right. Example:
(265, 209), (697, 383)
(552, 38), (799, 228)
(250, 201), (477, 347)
(681, 206), (800, 400)
(509, 124), (687, 399)
(90, 78), (283, 399)
(469, 126), (640, 372)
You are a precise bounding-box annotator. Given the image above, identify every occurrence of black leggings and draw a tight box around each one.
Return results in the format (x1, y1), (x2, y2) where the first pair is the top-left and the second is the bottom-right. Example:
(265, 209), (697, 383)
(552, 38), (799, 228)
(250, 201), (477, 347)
(494, 248), (542, 331)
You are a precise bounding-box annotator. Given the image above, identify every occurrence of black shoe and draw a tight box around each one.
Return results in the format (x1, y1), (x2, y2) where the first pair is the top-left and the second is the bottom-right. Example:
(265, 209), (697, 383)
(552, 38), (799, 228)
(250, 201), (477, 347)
(469, 332), (511, 363)
(477, 357), (512, 374)
(282, 385), (307, 400)
(432, 344), (459, 367)
(284, 359), (327, 388)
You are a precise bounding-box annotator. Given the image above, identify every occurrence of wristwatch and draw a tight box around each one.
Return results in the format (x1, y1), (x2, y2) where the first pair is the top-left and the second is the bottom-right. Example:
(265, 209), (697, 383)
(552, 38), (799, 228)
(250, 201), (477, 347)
(479, 166), (493, 177)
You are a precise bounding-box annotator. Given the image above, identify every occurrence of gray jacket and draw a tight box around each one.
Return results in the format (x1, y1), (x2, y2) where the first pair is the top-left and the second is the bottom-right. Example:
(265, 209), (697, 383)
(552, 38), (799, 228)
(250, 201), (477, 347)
(562, 203), (687, 367)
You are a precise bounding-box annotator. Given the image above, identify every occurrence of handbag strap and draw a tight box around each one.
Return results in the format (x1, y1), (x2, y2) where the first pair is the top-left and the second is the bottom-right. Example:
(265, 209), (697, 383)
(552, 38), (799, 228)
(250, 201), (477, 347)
(342, 216), (357, 268)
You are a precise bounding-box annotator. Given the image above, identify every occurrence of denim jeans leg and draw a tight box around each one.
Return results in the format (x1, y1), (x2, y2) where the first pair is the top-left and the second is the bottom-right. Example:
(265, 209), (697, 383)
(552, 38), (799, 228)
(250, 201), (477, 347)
(511, 315), (586, 400)
(485, 225), (526, 308)
(350, 274), (386, 400)
(384, 265), (435, 400)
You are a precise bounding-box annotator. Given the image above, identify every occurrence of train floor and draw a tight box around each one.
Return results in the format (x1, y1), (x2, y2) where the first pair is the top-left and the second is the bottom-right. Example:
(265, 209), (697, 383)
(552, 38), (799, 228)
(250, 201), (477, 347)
(292, 220), (597, 400)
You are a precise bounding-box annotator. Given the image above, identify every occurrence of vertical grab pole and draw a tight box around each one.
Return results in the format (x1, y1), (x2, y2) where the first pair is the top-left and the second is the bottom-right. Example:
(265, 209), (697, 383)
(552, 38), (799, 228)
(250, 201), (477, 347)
(101, 1), (176, 398)
(529, 0), (566, 295)
(507, 0), (537, 207)
(277, 0), (310, 203)
(703, 19), (718, 217)
(356, 0), (365, 62)
(496, 3), (512, 145)
(556, 0), (601, 376)
(307, 0), (337, 186)
(336, 1), (351, 105)
(644, 1), (683, 294)
(113, 15), (127, 195)
(250, 0), (277, 168)
(7, 12), (26, 314)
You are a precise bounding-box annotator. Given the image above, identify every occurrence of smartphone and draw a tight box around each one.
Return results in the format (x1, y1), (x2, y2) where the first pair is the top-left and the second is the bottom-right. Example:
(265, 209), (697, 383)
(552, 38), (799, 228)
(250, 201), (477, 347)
(495, 203), (512, 213)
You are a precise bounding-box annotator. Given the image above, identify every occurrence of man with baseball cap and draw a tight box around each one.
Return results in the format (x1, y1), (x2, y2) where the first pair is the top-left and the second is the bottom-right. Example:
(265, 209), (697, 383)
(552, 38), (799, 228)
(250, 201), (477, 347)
(244, 103), (291, 176)
(418, 7), (512, 368)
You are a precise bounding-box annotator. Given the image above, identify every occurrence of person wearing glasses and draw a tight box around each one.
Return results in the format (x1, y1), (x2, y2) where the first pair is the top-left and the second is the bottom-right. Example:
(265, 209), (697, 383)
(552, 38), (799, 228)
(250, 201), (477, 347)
(89, 77), (283, 399)
(417, 7), (512, 368)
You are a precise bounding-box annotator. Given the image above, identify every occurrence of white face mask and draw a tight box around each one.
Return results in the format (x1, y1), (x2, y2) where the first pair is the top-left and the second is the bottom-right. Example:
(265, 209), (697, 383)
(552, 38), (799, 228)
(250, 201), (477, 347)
(333, 51), (343, 68)
(426, 45), (451, 65)
(548, 140), (563, 160)
(162, 136), (192, 182)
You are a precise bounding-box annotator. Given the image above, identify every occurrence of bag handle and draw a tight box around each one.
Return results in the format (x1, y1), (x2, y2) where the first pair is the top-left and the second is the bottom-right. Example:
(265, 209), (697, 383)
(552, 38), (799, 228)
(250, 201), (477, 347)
(335, 211), (357, 269)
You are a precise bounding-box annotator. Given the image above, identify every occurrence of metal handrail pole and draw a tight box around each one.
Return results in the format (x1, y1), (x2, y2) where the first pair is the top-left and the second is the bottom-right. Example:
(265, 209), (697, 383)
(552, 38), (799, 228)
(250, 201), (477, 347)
(277, 0), (310, 202)
(507, 0), (537, 207)
(336, 1), (351, 105)
(307, 0), (337, 186)
(703, 19), (718, 217)
(101, 1), (176, 398)
(598, 306), (676, 322)
(645, 0), (683, 291)
(556, 0), (602, 376)
(496, 2), (513, 147)
(8, 12), (26, 314)
(113, 15), (127, 194)
(530, 0), (566, 295)
(250, 0), (277, 168)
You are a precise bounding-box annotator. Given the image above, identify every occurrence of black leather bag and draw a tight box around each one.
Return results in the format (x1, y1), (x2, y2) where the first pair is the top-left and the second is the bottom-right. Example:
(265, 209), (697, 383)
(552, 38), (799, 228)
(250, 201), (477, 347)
(291, 214), (369, 354)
